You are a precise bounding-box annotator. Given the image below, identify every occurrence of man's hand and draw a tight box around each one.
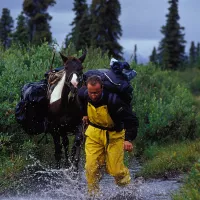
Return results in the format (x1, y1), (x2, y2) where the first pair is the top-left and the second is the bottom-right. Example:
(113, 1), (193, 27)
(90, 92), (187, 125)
(82, 116), (89, 125)
(124, 141), (133, 152)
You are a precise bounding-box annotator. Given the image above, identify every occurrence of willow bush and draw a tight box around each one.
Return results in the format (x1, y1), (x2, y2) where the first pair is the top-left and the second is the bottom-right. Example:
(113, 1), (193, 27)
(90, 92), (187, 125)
(132, 63), (199, 151)
(0, 42), (199, 151)
(0, 43), (62, 131)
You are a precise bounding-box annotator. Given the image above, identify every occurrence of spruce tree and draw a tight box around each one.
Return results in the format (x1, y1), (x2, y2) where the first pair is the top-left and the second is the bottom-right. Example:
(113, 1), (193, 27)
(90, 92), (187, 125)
(189, 41), (196, 66)
(196, 42), (200, 58)
(158, 0), (185, 70)
(195, 42), (200, 68)
(0, 8), (14, 49)
(13, 12), (30, 45)
(133, 44), (137, 64)
(23, 0), (56, 45)
(90, 0), (123, 59)
(68, 0), (90, 50)
(149, 47), (158, 65)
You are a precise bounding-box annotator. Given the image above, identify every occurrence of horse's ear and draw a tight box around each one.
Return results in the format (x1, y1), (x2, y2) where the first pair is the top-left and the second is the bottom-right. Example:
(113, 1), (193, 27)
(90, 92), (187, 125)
(59, 52), (68, 63)
(79, 51), (87, 63)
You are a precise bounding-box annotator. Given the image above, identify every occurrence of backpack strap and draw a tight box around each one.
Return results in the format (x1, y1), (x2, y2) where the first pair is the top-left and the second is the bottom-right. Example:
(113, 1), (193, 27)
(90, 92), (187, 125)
(108, 93), (125, 115)
(108, 93), (117, 105)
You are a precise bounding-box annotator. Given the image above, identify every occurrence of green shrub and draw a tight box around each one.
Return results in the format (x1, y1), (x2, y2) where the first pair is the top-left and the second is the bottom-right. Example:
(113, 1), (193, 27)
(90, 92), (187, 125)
(0, 42), (199, 162)
(174, 68), (200, 95)
(132, 64), (199, 150)
(83, 46), (110, 71)
(0, 43), (62, 132)
(173, 159), (200, 200)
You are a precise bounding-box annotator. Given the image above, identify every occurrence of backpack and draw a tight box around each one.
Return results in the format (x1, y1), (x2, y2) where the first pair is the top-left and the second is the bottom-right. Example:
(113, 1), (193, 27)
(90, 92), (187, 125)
(83, 59), (137, 105)
(15, 79), (49, 135)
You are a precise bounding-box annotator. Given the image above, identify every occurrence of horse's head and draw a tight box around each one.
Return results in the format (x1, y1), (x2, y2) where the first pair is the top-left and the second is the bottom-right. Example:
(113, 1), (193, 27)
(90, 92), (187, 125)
(60, 52), (86, 88)
(48, 53), (86, 115)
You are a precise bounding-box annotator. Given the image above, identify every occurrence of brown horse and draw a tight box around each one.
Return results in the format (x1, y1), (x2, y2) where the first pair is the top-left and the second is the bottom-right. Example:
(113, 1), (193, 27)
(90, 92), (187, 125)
(47, 53), (86, 170)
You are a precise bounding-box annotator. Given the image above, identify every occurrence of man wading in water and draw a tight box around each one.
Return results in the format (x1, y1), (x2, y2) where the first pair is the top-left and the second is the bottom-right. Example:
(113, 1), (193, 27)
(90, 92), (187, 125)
(78, 75), (138, 196)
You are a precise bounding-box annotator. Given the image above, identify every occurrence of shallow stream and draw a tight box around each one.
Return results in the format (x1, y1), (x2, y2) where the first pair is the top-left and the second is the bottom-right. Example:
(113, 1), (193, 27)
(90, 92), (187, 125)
(1, 158), (182, 200)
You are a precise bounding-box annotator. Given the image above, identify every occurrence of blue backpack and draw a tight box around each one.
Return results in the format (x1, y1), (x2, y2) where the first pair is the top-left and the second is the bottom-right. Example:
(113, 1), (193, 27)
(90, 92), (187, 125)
(83, 59), (137, 105)
(15, 79), (49, 135)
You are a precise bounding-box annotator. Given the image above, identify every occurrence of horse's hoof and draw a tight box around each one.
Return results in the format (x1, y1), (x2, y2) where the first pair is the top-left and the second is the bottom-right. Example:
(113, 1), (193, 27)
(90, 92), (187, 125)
(70, 167), (79, 180)
(56, 161), (61, 169)
(64, 160), (71, 169)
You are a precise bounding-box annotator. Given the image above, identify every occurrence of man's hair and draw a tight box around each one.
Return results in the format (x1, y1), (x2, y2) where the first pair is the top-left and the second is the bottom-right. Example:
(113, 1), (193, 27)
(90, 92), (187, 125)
(86, 75), (103, 87)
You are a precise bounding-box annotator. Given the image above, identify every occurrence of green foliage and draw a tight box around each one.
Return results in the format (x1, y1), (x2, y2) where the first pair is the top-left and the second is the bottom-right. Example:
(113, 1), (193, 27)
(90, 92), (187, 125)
(189, 41), (196, 66)
(83, 46), (110, 71)
(133, 63), (199, 150)
(12, 12), (30, 45)
(133, 44), (137, 64)
(0, 42), (110, 133)
(61, 45), (111, 71)
(0, 43), (200, 193)
(23, 0), (56, 45)
(185, 42), (200, 69)
(149, 46), (158, 65)
(90, 0), (123, 59)
(68, 0), (90, 51)
(0, 8), (14, 49)
(174, 68), (200, 95)
(173, 159), (200, 200)
(0, 42), (61, 132)
(0, 154), (25, 192)
(137, 139), (200, 178)
(0, 132), (39, 193)
(158, 0), (186, 70)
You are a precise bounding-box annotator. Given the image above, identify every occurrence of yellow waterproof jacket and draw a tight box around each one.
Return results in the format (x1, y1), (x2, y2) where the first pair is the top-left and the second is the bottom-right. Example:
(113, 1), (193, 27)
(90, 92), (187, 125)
(78, 88), (138, 141)
(85, 102), (131, 192)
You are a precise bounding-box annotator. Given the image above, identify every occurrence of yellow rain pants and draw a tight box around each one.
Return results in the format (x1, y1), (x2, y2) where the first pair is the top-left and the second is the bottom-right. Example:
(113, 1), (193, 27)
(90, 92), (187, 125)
(85, 102), (131, 195)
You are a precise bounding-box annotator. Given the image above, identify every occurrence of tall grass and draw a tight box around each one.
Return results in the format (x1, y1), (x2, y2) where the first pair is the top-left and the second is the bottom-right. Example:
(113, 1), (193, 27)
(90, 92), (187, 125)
(172, 159), (200, 200)
(137, 139), (200, 178)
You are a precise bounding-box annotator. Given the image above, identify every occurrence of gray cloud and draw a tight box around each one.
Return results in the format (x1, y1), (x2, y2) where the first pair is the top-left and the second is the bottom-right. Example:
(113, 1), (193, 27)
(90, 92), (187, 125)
(0, 0), (200, 59)
(49, 1), (73, 12)
(0, 0), (23, 10)
(119, 0), (168, 40)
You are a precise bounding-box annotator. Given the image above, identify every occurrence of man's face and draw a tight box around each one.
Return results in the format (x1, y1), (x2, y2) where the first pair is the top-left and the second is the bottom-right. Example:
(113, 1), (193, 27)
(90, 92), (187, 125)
(87, 83), (103, 102)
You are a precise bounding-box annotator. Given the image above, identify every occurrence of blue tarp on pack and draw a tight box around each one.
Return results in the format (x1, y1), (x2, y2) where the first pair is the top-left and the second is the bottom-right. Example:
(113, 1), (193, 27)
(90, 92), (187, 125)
(84, 59), (137, 104)
(15, 79), (49, 135)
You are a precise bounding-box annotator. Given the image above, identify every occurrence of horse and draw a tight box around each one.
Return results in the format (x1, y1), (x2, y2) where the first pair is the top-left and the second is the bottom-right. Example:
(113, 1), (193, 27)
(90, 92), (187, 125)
(46, 52), (86, 170)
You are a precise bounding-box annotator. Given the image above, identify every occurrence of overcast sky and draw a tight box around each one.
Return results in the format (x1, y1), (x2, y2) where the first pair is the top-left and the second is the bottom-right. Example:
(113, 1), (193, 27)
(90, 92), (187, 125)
(0, 0), (200, 62)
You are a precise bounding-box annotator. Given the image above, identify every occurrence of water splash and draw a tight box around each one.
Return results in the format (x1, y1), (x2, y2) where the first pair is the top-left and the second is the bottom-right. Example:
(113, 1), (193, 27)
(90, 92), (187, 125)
(1, 158), (182, 200)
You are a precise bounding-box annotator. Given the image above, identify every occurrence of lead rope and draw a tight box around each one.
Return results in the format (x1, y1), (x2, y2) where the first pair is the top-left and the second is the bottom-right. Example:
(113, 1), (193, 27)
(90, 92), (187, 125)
(82, 123), (88, 145)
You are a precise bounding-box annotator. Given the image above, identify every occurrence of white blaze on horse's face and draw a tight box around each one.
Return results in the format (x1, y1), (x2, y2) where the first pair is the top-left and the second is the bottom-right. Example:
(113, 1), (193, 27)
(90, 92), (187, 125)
(50, 72), (66, 104)
(70, 73), (78, 88)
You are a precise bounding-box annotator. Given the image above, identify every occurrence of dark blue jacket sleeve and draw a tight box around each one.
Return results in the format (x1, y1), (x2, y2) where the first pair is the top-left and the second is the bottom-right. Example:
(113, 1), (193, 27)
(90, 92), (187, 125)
(108, 95), (139, 141)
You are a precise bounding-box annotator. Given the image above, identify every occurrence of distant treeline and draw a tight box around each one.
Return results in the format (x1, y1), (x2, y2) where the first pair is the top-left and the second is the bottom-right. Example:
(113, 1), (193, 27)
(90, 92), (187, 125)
(0, 0), (199, 69)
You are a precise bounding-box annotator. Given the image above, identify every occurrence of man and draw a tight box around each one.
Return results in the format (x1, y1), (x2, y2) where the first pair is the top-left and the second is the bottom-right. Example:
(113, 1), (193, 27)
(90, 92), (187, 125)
(78, 75), (138, 195)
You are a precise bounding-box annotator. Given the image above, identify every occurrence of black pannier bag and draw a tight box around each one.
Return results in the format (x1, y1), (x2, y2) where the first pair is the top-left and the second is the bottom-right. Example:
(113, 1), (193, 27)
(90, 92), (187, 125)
(15, 79), (49, 135)
(83, 58), (137, 105)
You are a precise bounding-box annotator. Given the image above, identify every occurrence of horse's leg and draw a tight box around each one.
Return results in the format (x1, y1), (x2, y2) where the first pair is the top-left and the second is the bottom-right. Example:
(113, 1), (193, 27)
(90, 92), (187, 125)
(71, 124), (84, 171)
(52, 133), (62, 169)
(61, 133), (70, 168)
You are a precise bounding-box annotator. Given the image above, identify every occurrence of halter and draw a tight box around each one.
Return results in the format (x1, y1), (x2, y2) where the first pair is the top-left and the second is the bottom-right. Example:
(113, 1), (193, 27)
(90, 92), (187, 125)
(65, 71), (84, 103)
(65, 71), (83, 88)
